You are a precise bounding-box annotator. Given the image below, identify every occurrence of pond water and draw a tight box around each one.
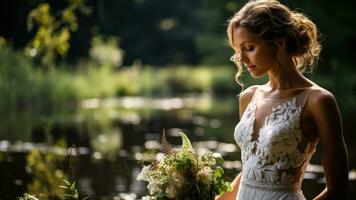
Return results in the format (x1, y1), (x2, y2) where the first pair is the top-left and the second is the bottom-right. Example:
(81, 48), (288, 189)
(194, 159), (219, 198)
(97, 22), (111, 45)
(0, 94), (355, 199)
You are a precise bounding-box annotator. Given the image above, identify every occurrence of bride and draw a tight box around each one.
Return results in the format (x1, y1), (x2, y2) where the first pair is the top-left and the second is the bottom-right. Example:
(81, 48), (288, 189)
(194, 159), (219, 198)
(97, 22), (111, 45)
(216, 0), (349, 199)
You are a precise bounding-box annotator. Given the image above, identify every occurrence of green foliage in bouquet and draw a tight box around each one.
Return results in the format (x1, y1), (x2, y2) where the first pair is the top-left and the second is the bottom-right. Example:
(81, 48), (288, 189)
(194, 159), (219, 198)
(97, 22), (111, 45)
(137, 132), (231, 200)
(18, 179), (89, 200)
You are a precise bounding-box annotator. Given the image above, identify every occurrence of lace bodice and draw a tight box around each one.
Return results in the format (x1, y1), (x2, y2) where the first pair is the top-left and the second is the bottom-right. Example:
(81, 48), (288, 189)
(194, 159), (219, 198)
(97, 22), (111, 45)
(234, 86), (318, 192)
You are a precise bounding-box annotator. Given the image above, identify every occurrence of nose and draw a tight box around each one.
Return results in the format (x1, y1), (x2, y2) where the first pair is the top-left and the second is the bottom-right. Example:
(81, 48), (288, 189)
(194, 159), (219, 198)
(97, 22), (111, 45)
(238, 51), (249, 63)
(231, 51), (248, 65)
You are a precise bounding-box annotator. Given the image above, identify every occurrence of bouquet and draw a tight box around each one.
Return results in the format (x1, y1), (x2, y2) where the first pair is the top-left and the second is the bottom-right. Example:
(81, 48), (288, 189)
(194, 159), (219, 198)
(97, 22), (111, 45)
(137, 132), (231, 200)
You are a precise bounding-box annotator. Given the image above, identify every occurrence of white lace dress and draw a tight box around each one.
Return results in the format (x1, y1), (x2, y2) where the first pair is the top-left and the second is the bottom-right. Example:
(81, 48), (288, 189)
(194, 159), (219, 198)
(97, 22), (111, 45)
(234, 86), (318, 200)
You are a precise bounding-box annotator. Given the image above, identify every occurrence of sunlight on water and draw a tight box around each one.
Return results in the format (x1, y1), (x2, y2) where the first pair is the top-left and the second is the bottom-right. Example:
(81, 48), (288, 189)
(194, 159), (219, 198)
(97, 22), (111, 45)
(349, 170), (356, 180)
(2, 94), (355, 199)
(144, 140), (161, 150)
(81, 95), (214, 111)
(307, 164), (324, 173)
(223, 160), (242, 170)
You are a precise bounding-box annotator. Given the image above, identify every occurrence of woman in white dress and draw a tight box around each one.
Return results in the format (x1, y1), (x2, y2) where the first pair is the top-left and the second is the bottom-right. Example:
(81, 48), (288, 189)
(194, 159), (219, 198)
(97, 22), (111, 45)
(216, 0), (349, 199)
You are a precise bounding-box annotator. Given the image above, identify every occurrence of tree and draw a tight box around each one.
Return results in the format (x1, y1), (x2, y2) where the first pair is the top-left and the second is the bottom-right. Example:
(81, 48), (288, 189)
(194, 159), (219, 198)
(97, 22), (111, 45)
(26, 0), (90, 69)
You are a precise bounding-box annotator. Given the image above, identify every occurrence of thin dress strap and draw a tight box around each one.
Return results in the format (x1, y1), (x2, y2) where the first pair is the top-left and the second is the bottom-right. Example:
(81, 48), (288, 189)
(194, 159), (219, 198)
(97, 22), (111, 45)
(298, 88), (313, 110)
(236, 85), (261, 104)
(249, 86), (261, 104)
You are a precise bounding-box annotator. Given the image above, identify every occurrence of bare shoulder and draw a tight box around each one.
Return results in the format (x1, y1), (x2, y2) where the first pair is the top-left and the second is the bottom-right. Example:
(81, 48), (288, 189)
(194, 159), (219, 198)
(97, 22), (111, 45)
(238, 85), (259, 117)
(307, 85), (341, 129)
(239, 85), (259, 102)
(308, 85), (337, 110)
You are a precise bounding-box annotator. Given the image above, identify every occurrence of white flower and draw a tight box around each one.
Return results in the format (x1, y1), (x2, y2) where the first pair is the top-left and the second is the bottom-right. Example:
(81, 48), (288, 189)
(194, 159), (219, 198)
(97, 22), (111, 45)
(137, 165), (151, 182)
(142, 196), (156, 200)
(196, 166), (213, 184)
(136, 132), (231, 199)
(147, 182), (160, 194)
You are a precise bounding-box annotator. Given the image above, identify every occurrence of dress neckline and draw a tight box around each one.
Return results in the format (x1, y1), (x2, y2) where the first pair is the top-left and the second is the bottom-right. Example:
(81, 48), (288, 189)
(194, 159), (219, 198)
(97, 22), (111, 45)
(256, 85), (313, 101)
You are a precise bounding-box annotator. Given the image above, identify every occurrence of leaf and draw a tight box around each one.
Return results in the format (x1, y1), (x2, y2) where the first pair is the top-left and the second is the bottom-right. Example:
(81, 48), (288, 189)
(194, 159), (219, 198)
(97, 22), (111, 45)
(59, 185), (69, 189)
(194, 183), (201, 195)
(214, 167), (224, 178)
(63, 179), (71, 186)
(179, 132), (194, 152)
(17, 194), (39, 200)
(70, 181), (76, 191)
(213, 153), (224, 166)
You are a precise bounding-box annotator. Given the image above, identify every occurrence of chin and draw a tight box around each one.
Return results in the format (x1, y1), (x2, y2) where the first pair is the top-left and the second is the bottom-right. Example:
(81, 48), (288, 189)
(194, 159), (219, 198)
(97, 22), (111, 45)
(250, 72), (266, 79)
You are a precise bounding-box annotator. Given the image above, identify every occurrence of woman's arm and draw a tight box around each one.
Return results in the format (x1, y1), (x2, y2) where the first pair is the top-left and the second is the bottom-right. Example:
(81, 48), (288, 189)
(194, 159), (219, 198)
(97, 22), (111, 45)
(215, 172), (242, 200)
(309, 90), (349, 200)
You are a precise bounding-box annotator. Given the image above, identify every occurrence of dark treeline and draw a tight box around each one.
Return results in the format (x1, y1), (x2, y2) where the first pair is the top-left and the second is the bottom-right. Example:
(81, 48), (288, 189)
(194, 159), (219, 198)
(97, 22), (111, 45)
(0, 0), (356, 67)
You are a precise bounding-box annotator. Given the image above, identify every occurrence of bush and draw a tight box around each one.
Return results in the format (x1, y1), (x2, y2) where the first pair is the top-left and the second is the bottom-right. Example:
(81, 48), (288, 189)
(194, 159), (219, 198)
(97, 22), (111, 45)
(0, 47), (38, 112)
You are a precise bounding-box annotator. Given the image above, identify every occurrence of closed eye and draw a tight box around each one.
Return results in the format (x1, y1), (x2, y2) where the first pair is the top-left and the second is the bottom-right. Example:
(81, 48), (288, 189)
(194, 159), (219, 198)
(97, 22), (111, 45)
(244, 46), (254, 52)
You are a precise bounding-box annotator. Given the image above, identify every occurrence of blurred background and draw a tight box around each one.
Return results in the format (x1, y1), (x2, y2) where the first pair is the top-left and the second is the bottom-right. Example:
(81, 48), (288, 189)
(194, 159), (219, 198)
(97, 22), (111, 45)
(0, 0), (355, 199)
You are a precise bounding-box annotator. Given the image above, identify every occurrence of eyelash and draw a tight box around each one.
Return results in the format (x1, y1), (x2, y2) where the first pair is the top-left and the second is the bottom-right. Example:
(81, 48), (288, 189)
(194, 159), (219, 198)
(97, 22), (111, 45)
(244, 46), (254, 51)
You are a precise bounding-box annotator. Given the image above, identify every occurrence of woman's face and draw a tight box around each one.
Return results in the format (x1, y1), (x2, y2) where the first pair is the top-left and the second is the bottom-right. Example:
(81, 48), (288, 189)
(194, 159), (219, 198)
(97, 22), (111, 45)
(232, 26), (278, 78)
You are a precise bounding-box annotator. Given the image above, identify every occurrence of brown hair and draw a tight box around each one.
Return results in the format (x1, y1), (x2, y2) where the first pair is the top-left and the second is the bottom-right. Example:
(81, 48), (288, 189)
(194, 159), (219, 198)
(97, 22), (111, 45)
(227, 0), (321, 87)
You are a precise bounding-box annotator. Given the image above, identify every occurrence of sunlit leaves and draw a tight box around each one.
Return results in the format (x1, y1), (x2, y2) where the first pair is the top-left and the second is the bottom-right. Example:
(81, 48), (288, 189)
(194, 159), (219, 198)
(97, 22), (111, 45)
(89, 35), (124, 67)
(27, 3), (53, 31)
(17, 193), (39, 200)
(26, 0), (90, 68)
(26, 148), (67, 199)
(60, 180), (80, 199)
(179, 132), (194, 152)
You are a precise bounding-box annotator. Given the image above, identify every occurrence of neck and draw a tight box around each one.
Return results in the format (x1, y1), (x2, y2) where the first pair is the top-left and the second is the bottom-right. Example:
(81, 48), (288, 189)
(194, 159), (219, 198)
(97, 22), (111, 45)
(267, 57), (308, 90)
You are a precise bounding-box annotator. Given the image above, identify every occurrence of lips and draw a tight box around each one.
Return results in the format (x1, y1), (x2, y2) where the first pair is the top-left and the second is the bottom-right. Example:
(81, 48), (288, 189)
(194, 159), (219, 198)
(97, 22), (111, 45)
(247, 65), (256, 71)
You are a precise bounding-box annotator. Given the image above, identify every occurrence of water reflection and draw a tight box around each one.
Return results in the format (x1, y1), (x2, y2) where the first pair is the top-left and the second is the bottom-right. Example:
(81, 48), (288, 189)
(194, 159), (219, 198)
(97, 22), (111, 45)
(0, 95), (355, 199)
(81, 94), (214, 111)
